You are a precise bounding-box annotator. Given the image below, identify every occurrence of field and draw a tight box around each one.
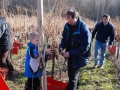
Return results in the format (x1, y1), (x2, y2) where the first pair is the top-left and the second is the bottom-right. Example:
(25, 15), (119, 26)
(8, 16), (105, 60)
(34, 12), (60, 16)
(3, 14), (120, 90)
(6, 41), (120, 90)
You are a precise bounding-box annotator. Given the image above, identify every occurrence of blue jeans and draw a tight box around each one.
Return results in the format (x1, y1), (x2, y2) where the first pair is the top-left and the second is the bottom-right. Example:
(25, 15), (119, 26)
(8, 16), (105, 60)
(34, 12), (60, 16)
(94, 40), (108, 66)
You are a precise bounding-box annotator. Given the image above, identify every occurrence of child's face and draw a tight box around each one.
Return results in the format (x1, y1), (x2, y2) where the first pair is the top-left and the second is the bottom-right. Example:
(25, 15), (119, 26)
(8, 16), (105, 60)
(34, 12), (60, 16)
(31, 37), (39, 45)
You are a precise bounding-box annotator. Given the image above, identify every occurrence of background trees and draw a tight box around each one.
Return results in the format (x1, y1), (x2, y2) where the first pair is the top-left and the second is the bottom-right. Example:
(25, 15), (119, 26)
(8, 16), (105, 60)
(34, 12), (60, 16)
(0, 0), (120, 21)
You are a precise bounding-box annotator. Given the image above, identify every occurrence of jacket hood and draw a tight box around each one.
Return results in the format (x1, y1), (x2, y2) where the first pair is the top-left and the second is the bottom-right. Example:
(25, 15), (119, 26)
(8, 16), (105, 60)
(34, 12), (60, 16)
(65, 17), (82, 35)
(28, 42), (38, 48)
(0, 23), (8, 38)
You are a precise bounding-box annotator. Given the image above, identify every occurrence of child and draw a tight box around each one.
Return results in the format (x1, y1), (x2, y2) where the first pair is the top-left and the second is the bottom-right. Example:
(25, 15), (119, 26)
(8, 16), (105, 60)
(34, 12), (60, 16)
(24, 32), (40, 90)
(24, 32), (53, 90)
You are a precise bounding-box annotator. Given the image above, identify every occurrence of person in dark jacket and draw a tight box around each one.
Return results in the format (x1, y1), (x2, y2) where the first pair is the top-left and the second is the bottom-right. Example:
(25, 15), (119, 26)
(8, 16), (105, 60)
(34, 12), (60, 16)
(59, 9), (92, 90)
(92, 14), (115, 68)
(0, 16), (15, 76)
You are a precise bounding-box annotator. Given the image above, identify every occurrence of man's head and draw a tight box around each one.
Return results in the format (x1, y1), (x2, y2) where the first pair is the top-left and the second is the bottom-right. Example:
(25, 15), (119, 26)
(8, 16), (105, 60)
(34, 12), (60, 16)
(102, 14), (110, 26)
(66, 9), (79, 25)
(29, 32), (39, 45)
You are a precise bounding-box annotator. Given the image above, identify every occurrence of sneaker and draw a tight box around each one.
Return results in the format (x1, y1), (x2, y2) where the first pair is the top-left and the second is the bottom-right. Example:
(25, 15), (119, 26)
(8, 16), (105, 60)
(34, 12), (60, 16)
(94, 64), (98, 68)
(100, 66), (104, 69)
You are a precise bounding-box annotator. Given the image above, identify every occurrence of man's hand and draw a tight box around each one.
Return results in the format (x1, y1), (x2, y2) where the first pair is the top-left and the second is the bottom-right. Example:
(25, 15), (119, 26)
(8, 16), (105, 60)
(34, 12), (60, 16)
(92, 40), (94, 42)
(59, 48), (63, 55)
(108, 45), (112, 50)
(63, 52), (70, 58)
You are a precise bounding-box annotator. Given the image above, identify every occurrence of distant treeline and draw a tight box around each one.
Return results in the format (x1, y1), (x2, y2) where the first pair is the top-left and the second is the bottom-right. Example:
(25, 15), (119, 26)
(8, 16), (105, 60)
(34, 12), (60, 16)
(2, 0), (120, 20)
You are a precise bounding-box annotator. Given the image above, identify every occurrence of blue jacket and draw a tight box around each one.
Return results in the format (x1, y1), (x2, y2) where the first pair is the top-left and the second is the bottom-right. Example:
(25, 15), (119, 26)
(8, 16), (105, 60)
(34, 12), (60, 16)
(92, 21), (115, 45)
(24, 42), (40, 78)
(59, 17), (92, 69)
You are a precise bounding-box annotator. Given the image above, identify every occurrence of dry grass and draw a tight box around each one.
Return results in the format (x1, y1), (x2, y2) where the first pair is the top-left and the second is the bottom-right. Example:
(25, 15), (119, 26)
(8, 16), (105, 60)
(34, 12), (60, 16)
(111, 17), (120, 35)
(6, 15), (37, 32)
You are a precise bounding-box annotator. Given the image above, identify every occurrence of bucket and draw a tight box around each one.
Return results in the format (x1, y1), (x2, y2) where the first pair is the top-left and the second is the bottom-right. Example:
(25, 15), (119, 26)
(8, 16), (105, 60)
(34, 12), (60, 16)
(12, 46), (19, 54)
(47, 76), (68, 90)
(0, 67), (8, 80)
(0, 74), (10, 90)
(13, 40), (24, 49)
(109, 46), (116, 54)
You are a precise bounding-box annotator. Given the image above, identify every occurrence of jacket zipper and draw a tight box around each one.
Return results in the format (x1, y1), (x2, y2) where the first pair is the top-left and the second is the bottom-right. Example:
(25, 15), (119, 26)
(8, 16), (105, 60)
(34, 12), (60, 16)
(101, 26), (105, 41)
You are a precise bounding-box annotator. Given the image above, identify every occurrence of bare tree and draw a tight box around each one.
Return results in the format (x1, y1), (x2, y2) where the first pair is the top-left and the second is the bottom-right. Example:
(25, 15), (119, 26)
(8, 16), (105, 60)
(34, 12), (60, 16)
(6, 0), (120, 20)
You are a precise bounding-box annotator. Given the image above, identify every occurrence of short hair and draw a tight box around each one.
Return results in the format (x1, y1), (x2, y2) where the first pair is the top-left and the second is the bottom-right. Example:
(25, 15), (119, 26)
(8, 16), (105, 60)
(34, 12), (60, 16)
(66, 9), (79, 19)
(29, 32), (38, 39)
(103, 14), (110, 19)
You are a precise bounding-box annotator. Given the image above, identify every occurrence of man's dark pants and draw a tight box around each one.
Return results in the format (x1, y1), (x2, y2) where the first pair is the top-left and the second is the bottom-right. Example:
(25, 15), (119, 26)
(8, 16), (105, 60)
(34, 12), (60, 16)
(66, 58), (81, 90)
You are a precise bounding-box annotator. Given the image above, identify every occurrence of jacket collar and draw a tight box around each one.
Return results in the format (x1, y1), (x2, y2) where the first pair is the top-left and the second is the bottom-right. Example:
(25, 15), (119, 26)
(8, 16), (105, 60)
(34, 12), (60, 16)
(102, 21), (110, 27)
(65, 17), (82, 35)
(28, 42), (38, 48)
(73, 17), (81, 35)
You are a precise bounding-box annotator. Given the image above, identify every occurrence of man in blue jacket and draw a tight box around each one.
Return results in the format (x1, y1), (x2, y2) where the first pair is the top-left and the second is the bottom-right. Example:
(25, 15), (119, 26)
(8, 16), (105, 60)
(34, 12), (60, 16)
(92, 14), (115, 68)
(59, 9), (92, 90)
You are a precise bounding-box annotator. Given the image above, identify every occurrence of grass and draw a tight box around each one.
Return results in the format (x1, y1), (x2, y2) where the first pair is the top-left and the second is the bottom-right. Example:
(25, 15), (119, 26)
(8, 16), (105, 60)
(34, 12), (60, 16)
(78, 43), (118, 90)
(12, 43), (28, 60)
(79, 54), (118, 90)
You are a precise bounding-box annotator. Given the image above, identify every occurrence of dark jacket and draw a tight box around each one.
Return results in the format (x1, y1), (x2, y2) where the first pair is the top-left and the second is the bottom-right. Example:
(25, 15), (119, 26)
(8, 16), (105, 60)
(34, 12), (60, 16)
(0, 24), (12, 52)
(59, 17), (92, 69)
(92, 21), (115, 45)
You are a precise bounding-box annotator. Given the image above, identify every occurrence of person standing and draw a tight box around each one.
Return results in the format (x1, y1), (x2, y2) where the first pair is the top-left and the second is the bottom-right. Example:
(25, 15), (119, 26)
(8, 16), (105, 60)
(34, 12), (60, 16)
(59, 9), (92, 90)
(92, 14), (115, 68)
(24, 32), (41, 90)
(0, 16), (15, 77)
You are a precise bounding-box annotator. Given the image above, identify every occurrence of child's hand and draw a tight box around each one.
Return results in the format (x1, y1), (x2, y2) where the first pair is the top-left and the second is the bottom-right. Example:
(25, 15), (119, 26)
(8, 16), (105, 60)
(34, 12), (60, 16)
(46, 49), (51, 55)
(33, 49), (39, 59)
(46, 48), (55, 56)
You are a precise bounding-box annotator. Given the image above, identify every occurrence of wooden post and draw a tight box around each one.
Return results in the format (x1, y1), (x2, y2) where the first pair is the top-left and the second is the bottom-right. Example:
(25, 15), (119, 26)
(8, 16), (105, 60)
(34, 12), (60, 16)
(117, 39), (120, 59)
(37, 0), (47, 90)
(24, 13), (26, 43)
(24, 14), (26, 31)
(37, 0), (43, 44)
